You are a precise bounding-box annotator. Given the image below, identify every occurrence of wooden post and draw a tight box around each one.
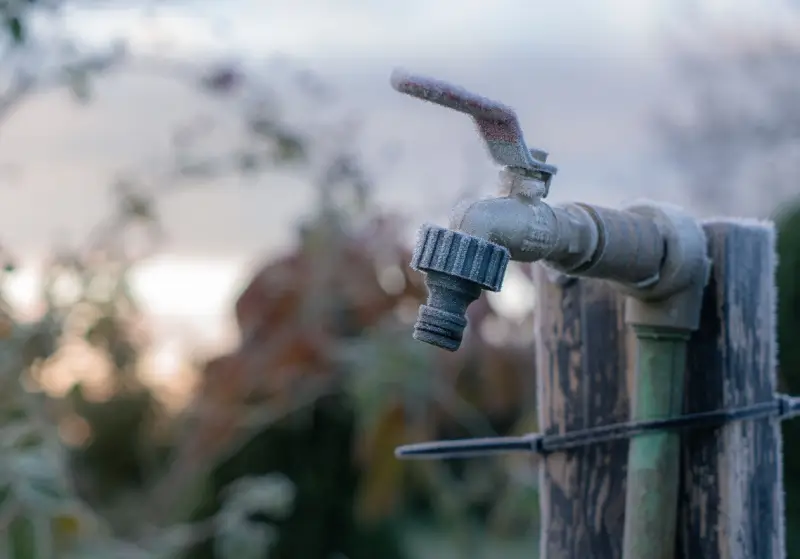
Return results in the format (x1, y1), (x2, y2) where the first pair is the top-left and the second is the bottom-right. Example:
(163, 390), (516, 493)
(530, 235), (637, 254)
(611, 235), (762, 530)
(677, 221), (785, 558)
(534, 266), (632, 559)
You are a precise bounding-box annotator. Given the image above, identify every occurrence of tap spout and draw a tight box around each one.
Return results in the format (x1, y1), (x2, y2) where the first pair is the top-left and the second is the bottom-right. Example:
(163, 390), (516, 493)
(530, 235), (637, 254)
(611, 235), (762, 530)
(410, 188), (601, 351)
(450, 191), (669, 291)
(449, 193), (598, 268)
(410, 189), (679, 351)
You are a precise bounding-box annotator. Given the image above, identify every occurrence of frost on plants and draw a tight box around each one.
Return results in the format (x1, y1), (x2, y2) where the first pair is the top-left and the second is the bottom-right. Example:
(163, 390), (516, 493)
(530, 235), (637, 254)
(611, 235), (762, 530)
(0, 307), (106, 557)
(214, 474), (296, 559)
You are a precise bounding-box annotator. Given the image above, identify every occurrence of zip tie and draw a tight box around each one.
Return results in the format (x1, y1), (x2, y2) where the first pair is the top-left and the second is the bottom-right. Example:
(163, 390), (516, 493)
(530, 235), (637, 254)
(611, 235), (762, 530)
(396, 393), (800, 460)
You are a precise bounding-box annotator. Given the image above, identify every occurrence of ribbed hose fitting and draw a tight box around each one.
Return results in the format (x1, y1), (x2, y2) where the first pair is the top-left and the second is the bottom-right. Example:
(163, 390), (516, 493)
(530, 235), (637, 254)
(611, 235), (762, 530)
(410, 224), (510, 351)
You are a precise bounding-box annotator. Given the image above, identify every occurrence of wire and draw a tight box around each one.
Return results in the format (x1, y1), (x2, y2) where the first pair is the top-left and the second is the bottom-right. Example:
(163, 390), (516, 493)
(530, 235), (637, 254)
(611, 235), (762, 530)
(395, 393), (800, 460)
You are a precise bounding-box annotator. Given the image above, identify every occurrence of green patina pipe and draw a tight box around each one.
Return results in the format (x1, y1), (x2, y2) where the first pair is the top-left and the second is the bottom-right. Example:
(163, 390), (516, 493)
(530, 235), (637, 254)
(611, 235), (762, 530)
(622, 325), (690, 559)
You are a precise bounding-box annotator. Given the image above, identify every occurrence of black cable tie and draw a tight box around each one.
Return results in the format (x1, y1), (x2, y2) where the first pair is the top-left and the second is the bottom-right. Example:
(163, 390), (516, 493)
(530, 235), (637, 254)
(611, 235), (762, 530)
(396, 393), (800, 460)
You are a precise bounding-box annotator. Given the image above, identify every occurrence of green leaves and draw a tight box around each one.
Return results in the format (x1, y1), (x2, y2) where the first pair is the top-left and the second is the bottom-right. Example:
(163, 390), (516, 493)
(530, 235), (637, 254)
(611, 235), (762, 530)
(3, 0), (39, 46)
(6, 16), (23, 45)
(7, 515), (36, 559)
(0, 482), (12, 510)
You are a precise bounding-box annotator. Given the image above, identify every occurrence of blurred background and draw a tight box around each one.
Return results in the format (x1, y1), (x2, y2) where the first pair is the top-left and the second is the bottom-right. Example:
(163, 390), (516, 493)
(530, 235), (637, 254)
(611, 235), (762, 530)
(0, 0), (799, 557)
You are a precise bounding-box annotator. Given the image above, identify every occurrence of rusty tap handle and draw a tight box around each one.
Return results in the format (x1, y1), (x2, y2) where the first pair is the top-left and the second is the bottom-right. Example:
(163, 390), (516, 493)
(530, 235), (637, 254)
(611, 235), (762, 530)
(390, 69), (558, 188)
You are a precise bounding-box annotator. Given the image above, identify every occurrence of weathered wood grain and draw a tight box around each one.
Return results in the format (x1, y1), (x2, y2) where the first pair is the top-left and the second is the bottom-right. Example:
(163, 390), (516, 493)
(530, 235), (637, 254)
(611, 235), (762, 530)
(677, 220), (785, 559)
(534, 266), (632, 559)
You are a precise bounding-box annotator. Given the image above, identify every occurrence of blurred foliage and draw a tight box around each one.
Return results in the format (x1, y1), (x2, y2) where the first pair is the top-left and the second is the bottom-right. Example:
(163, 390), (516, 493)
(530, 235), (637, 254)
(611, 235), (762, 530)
(0, 12), (542, 555)
(169, 203), (539, 557)
(1, 0), (40, 45)
(0, 275), (199, 557)
(212, 474), (296, 559)
(776, 200), (800, 557)
(0, 302), (97, 557)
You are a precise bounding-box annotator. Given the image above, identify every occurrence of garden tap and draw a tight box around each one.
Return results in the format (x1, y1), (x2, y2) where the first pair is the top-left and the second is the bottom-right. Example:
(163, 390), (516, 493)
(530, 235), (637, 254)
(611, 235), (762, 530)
(393, 70), (708, 351)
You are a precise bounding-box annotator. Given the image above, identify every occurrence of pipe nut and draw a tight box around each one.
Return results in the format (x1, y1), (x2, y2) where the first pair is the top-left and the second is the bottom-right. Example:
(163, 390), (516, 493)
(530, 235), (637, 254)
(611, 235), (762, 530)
(410, 224), (510, 291)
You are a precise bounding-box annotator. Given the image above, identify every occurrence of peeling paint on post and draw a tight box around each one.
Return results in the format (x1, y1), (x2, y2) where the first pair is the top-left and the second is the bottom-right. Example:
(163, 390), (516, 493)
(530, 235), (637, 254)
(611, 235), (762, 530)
(677, 221), (785, 559)
(534, 265), (632, 559)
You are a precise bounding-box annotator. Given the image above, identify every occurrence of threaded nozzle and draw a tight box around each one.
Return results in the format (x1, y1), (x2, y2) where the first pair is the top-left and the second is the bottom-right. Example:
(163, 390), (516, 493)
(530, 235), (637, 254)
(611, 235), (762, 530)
(412, 304), (469, 351)
(412, 271), (483, 352)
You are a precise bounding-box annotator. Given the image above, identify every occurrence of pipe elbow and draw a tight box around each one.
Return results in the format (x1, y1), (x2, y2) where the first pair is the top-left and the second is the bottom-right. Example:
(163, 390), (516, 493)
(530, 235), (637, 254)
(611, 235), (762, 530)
(448, 196), (562, 262)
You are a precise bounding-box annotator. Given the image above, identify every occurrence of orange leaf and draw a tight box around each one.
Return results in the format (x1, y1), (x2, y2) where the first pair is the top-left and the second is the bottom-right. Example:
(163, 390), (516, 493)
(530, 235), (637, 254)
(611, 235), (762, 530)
(355, 402), (408, 523)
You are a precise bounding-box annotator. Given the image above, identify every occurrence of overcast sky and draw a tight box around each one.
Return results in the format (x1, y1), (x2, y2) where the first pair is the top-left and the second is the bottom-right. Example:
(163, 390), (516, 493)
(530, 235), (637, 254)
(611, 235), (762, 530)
(0, 0), (796, 359)
(0, 0), (792, 261)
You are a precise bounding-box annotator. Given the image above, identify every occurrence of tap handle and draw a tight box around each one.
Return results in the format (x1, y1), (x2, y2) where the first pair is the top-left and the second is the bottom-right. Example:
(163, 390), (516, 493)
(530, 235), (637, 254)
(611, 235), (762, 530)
(390, 69), (557, 182)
